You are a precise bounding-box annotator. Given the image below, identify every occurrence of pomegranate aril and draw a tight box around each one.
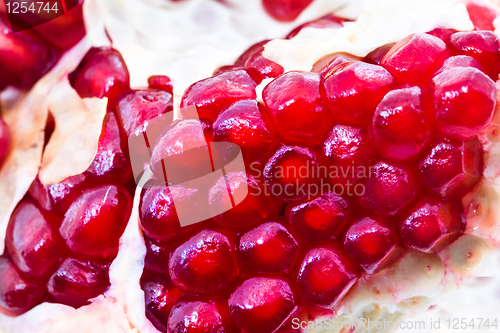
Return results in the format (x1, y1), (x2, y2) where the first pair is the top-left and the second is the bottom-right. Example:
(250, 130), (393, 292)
(142, 276), (184, 332)
(399, 196), (466, 253)
(263, 71), (333, 143)
(209, 172), (280, 231)
(322, 62), (396, 125)
(419, 137), (483, 199)
(0, 257), (46, 314)
(59, 184), (132, 261)
(426, 28), (456, 41)
(364, 43), (395, 65)
(286, 14), (344, 39)
(264, 144), (324, 203)
(287, 192), (352, 243)
(6, 201), (64, 277)
(213, 99), (274, 164)
(466, 1), (498, 31)
(235, 40), (269, 66)
(432, 67), (496, 141)
(312, 53), (360, 78)
(262, 0), (314, 22)
(0, 118), (11, 163)
(434, 55), (485, 76)
(322, 125), (378, 185)
(381, 33), (450, 87)
(168, 229), (239, 294)
(47, 257), (109, 308)
(229, 277), (297, 333)
(296, 244), (358, 308)
(144, 238), (172, 273)
(371, 86), (434, 161)
(238, 222), (299, 273)
(147, 75), (173, 93)
(214, 65), (245, 75)
(180, 70), (257, 121)
(343, 217), (402, 274)
(69, 47), (130, 108)
(244, 43), (284, 83)
(360, 159), (421, 216)
(448, 30), (500, 79)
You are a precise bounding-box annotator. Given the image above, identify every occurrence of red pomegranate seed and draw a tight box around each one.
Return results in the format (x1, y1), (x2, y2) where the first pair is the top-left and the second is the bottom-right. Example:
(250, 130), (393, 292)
(69, 47), (130, 108)
(0, 118), (11, 163)
(312, 53), (360, 78)
(116, 89), (173, 137)
(399, 196), (466, 253)
(6, 201), (64, 277)
(466, 1), (498, 31)
(180, 70), (257, 121)
(228, 277), (297, 333)
(296, 244), (358, 308)
(238, 222), (299, 273)
(214, 65), (245, 75)
(59, 184), (132, 260)
(419, 137), (483, 199)
(371, 86), (434, 161)
(364, 43), (395, 65)
(168, 230), (239, 294)
(343, 216), (402, 274)
(234, 40), (269, 66)
(168, 298), (232, 333)
(264, 144), (324, 203)
(286, 14), (344, 39)
(142, 276), (184, 332)
(322, 62), (396, 125)
(263, 71), (333, 143)
(47, 257), (109, 308)
(209, 172), (280, 231)
(147, 75), (173, 93)
(213, 100), (275, 165)
(360, 159), (421, 216)
(287, 192), (352, 244)
(262, 0), (314, 22)
(448, 30), (500, 79)
(381, 33), (450, 87)
(244, 44), (284, 84)
(0, 17), (55, 88)
(432, 67), (496, 141)
(144, 238), (172, 273)
(322, 125), (378, 186)
(426, 28), (456, 41)
(0, 257), (46, 314)
(435, 55), (485, 76)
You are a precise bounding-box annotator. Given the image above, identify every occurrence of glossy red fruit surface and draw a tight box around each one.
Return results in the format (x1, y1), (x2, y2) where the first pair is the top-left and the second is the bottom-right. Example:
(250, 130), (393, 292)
(381, 33), (450, 87)
(59, 184), (132, 260)
(466, 1), (498, 31)
(399, 196), (465, 253)
(213, 100), (274, 164)
(0, 257), (46, 315)
(343, 217), (402, 274)
(142, 276), (184, 332)
(448, 30), (500, 79)
(244, 43), (284, 83)
(297, 244), (358, 308)
(6, 201), (64, 277)
(209, 172), (280, 231)
(371, 86), (434, 160)
(144, 238), (172, 273)
(69, 47), (130, 108)
(312, 53), (360, 78)
(322, 125), (378, 185)
(235, 40), (269, 66)
(0, 118), (11, 163)
(148, 75), (173, 93)
(434, 55), (485, 76)
(180, 70), (257, 121)
(168, 298), (229, 333)
(263, 71), (333, 143)
(322, 62), (396, 125)
(238, 222), (299, 273)
(426, 28), (456, 41)
(116, 89), (173, 137)
(229, 277), (297, 333)
(262, 0), (314, 22)
(264, 144), (324, 203)
(432, 67), (496, 141)
(364, 43), (395, 65)
(168, 230), (239, 294)
(360, 159), (421, 216)
(286, 14), (344, 39)
(419, 137), (483, 199)
(288, 192), (351, 243)
(47, 258), (109, 308)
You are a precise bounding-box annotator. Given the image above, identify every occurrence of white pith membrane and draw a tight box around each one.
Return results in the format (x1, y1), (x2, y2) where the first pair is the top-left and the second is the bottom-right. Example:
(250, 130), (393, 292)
(0, 0), (499, 332)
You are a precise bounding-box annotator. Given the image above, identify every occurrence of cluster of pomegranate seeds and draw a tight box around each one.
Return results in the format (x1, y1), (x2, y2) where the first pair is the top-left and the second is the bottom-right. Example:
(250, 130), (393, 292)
(262, 0), (314, 22)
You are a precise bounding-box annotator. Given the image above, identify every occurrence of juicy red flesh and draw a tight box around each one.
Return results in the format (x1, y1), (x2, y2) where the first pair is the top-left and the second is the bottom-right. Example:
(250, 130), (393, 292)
(466, 1), (498, 31)
(244, 43), (284, 83)
(262, 0), (314, 22)
(47, 257), (109, 308)
(287, 192), (351, 243)
(432, 67), (496, 141)
(399, 196), (466, 253)
(144, 238), (172, 273)
(59, 184), (132, 261)
(343, 217), (402, 274)
(364, 43), (395, 65)
(168, 230), (239, 294)
(313, 53), (360, 78)
(296, 244), (358, 308)
(263, 71), (333, 143)
(435, 55), (485, 75)
(419, 137), (483, 199)
(322, 62), (396, 125)
(229, 277), (297, 333)
(381, 33), (450, 87)
(147, 75), (173, 93)
(286, 14), (344, 39)
(0, 118), (11, 163)
(168, 298), (229, 333)
(371, 86), (434, 160)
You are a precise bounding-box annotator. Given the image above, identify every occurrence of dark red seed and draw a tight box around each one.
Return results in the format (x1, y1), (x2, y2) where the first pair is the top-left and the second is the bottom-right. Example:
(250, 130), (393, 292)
(434, 55), (485, 76)
(144, 238), (172, 273)
(262, 0), (314, 22)
(466, 1), (498, 31)
(364, 43), (395, 65)
(426, 28), (456, 41)
(312, 53), (360, 78)
(244, 45), (284, 83)
(286, 14), (344, 39)
(147, 75), (173, 93)
(235, 40), (269, 66)
(0, 118), (11, 163)
(168, 298), (229, 333)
